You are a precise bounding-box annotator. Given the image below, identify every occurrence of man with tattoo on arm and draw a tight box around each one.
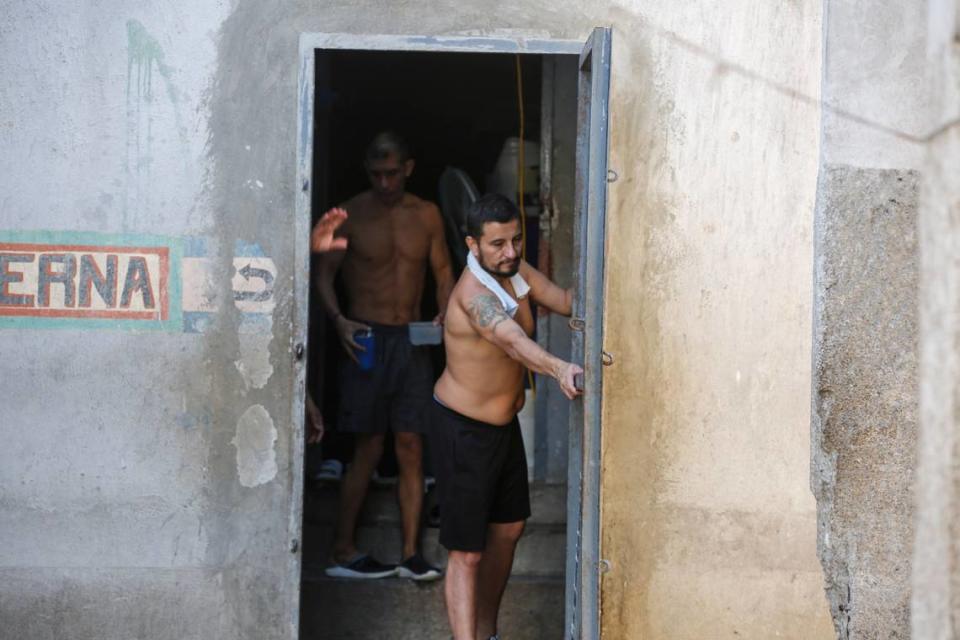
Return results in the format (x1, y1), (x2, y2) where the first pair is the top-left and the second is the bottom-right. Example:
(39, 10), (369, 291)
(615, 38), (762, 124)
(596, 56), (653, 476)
(430, 193), (583, 640)
(318, 132), (454, 581)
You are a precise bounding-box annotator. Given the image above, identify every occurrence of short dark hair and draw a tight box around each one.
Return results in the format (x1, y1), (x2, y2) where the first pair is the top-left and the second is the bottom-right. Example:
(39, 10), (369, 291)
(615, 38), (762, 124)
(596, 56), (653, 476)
(365, 131), (410, 164)
(467, 193), (520, 240)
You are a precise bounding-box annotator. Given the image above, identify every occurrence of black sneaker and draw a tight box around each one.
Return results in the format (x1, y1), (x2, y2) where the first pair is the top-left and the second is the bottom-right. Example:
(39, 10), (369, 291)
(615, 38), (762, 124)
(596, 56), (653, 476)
(396, 553), (442, 582)
(324, 554), (397, 579)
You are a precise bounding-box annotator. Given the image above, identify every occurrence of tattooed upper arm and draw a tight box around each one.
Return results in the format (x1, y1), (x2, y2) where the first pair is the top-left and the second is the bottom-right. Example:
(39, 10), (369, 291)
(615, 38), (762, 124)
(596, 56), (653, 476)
(467, 293), (511, 333)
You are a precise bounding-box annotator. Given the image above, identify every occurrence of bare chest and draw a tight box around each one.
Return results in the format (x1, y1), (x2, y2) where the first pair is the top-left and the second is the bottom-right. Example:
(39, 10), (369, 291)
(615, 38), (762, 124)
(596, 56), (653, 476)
(347, 215), (430, 267)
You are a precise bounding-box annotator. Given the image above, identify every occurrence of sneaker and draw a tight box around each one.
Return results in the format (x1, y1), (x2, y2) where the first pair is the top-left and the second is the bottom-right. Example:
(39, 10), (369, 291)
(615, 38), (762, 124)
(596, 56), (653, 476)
(314, 459), (343, 482)
(324, 554), (397, 579)
(396, 553), (443, 582)
(424, 474), (436, 491)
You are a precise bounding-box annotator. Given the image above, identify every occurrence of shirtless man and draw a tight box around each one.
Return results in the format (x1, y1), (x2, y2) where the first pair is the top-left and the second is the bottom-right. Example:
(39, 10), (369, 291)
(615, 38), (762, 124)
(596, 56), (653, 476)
(318, 132), (454, 581)
(431, 193), (583, 640)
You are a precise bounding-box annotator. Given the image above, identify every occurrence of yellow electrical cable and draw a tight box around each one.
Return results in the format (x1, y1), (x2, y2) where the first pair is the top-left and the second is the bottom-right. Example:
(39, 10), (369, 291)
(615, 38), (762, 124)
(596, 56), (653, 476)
(515, 55), (527, 259)
(516, 54), (536, 397)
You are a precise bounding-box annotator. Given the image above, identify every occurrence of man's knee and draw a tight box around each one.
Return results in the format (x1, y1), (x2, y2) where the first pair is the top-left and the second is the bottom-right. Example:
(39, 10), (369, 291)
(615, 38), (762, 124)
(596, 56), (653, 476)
(394, 431), (423, 466)
(489, 520), (525, 544)
(448, 549), (483, 570)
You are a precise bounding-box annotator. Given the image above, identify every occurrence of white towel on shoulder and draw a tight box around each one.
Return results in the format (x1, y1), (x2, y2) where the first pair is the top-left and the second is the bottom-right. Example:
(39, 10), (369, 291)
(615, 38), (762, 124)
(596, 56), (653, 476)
(466, 252), (530, 318)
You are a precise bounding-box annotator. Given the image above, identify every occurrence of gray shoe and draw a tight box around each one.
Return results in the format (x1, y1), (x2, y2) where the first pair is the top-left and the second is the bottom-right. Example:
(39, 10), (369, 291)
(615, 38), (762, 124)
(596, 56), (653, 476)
(396, 552), (442, 582)
(324, 553), (396, 579)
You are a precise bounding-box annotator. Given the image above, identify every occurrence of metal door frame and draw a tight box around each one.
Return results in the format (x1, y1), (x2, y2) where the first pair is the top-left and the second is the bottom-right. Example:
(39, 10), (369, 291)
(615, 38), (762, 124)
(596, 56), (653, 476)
(565, 26), (612, 640)
(292, 30), (608, 639)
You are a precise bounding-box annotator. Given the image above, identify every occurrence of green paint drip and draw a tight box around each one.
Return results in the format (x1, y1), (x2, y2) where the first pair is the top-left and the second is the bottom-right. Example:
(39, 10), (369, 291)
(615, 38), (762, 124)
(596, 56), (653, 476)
(126, 19), (173, 102)
(123, 19), (189, 227)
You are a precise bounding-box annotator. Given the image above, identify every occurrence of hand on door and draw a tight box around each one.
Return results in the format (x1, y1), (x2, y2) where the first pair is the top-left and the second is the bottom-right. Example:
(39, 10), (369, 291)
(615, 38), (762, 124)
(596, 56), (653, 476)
(558, 361), (584, 399)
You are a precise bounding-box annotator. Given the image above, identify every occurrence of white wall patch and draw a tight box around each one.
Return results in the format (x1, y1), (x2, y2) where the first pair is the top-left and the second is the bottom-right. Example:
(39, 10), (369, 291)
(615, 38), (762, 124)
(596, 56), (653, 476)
(232, 404), (278, 487)
(235, 333), (274, 390)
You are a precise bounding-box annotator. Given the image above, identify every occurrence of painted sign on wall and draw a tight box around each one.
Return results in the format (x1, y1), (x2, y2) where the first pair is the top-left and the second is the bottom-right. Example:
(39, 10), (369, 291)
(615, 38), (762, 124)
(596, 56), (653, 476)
(0, 243), (170, 320)
(0, 231), (279, 332)
(0, 231), (182, 331)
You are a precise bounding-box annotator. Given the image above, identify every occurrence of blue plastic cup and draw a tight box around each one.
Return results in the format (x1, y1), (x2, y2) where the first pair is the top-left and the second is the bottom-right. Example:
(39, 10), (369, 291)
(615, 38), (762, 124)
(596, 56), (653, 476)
(355, 329), (375, 371)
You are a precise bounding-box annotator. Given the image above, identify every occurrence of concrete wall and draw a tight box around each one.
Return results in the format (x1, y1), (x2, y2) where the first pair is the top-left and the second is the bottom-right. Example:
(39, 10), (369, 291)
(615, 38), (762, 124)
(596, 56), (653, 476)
(0, 0), (834, 637)
(912, 0), (960, 636)
(811, 0), (930, 635)
(0, 2), (301, 638)
(599, 0), (833, 637)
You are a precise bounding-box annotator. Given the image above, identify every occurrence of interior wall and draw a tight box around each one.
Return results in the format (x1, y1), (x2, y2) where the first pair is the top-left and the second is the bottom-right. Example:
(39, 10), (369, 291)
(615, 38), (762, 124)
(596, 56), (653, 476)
(535, 54), (578, 484)
(0, 1), (833, 638)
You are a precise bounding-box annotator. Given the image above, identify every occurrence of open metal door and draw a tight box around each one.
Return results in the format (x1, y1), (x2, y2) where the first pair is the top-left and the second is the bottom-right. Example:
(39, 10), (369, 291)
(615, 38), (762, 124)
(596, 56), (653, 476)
(565, 26), (612, 640)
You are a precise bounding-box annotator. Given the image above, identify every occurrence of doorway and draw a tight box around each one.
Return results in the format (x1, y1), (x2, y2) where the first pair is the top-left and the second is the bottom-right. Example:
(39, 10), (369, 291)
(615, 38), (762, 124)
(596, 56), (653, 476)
(291, 31), (610, 640)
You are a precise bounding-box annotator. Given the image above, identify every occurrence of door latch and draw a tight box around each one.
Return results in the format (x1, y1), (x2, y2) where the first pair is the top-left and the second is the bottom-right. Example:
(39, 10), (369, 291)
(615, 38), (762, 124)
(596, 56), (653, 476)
(294, 342), (305, 361)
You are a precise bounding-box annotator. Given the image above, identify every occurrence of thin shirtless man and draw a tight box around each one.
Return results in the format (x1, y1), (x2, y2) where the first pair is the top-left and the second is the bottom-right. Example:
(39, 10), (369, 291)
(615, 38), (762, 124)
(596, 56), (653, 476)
(430, 193), (583, 639)
(318, 132), (454, 581)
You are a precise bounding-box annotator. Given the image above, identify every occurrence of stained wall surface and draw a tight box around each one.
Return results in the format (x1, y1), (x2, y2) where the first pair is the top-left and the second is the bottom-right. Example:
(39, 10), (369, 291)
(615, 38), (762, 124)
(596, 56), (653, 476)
(599, 0), (833, 637)
(0, 0), (833, 637)
(912, 0), (960, 636)
(810, 0), (931, 635)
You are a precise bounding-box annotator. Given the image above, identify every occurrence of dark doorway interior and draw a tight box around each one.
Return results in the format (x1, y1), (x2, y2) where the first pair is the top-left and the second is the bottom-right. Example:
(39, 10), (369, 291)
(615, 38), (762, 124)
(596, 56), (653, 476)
(301, 50), (558, 640)
(307, 49), (543, 472)
(321, 50), (541, 208)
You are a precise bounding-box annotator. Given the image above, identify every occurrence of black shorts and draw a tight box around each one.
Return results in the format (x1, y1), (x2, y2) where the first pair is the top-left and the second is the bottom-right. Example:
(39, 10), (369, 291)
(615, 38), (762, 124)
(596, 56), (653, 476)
(337, 323), (433, 434)
(428, 399), (531, 552)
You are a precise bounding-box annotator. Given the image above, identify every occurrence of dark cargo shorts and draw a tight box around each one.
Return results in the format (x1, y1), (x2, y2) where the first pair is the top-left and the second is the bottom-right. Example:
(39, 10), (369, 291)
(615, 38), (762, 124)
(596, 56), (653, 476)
(428, 398), (531, 551)
(337, 322), (433, 434)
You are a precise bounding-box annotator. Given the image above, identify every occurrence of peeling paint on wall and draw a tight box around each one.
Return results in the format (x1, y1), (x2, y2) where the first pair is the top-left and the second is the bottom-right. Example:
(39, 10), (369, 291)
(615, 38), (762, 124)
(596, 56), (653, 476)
(235, 333), (274, 391)
(231, 404), (278, 488)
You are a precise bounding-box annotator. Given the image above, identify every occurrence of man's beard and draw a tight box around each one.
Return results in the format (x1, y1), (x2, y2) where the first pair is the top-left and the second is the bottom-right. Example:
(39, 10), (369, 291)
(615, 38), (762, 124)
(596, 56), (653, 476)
(478, 253), (520, 278)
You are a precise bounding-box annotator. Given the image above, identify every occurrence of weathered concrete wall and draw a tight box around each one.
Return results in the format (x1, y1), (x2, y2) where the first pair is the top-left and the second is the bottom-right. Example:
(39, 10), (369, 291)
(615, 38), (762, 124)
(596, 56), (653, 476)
(912, 0), (960, 635)
(812, 166), (919, 637)
(0, 0), (834, 637)
(600, 0), (833, 637)
(811, 0), (930, 635)
(0, 2), (300, 638)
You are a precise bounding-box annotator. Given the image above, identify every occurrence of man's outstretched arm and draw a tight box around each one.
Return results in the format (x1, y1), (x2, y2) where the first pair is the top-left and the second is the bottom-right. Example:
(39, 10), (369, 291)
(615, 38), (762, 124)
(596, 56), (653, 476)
(466, 292), (582, 399)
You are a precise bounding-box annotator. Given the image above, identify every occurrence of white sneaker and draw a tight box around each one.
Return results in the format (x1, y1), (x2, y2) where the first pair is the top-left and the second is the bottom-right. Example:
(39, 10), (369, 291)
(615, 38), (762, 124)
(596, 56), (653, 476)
(315, 459), (343, 482)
